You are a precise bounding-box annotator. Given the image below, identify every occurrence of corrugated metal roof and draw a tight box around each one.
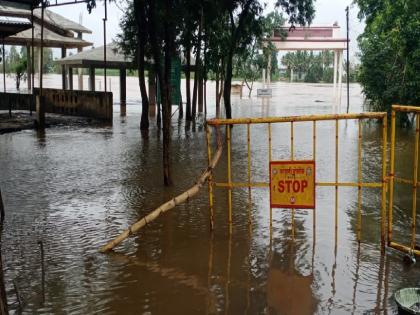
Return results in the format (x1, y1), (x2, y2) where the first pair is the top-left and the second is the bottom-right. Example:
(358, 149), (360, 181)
(5, 21), (92, 48)
(56, 43), (133, 68)
(0, 0), (91, 34)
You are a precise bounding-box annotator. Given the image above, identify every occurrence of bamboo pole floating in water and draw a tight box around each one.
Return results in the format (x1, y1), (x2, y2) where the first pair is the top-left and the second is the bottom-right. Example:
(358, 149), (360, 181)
(100, 127), (223, 253)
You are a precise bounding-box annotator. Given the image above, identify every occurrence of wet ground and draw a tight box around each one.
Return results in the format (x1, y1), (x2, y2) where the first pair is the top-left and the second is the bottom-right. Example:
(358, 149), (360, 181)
(1, 79), (420, 314)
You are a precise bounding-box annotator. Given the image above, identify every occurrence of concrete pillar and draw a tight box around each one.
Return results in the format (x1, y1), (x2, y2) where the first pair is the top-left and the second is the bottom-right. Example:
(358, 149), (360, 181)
(26, 44), (32, 92)
(68, 67), (73, 90)
(119, 67), (126, 116)
(61, 47), (66, 89)
(338, 51), (343, 107)
(88, 67), (95, 91)
(77, 34), (83, 90)
(333, 50), (338, 100)
(36, 95), (45, 128)
(148, 67), (156, 116)
(38, 46), (42, 86)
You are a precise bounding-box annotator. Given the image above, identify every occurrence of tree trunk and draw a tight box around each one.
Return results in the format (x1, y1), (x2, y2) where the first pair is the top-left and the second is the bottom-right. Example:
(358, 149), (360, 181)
(192, 8), (203, 120)
(147, 0), (171, 185)
(192, 71), (197, 119)
(185, 44), (192, 120)
(223, 47), (234, 119)
(134, 0), (149, 130)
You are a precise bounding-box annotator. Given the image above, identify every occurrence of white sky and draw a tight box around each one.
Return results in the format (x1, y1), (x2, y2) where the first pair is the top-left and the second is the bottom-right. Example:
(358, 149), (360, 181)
(49, 0), (364, 62)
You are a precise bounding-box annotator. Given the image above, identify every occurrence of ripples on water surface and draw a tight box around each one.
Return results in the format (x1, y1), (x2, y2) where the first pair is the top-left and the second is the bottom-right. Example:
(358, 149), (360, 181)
(1, 81), (420, 314)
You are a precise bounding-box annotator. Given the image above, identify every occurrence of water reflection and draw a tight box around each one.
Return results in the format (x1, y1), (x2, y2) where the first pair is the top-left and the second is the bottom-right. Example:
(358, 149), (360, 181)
(267, 241), (317, 315)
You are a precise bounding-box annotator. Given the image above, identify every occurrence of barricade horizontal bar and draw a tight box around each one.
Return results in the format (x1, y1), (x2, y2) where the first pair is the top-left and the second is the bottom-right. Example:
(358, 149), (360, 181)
(317, 182), (382, 188)
(389, 241), (420, 257)
(214, 181), (382, 188)
(392, 105), (420, 113)
(207, 112), (386, 126)
(214, 182), (269, 188)
(394, 177), (420, 187)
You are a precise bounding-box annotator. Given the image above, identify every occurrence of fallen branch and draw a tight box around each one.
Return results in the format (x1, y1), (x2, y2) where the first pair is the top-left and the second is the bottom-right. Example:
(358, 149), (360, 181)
(100, 126), (223, 253)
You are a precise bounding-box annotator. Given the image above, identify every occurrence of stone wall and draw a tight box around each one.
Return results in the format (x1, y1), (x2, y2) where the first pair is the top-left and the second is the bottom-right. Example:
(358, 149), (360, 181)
(0, 89), (113, 122)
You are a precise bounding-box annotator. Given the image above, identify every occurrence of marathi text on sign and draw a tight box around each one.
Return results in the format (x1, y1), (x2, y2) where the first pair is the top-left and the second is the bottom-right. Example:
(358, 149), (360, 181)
(269, 160), (315, 209)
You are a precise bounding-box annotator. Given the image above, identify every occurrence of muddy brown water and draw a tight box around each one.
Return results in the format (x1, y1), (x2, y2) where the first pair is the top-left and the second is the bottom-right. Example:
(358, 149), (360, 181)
(1, 77), (420, 314)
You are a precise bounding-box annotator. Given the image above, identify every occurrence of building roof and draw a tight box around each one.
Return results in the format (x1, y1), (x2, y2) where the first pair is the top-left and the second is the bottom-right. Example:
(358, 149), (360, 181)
(55, 43), (133, 68)
(4, 21), (92, 48)
(0, 0), (91, 34)
(0, 16), (31, 37)
(269, 25), (348, 51)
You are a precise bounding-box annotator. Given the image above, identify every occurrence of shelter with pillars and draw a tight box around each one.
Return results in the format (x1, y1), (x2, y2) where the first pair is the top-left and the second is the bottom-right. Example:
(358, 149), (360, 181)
(0, 0), (92, 92)
(269, 25), (348, 104)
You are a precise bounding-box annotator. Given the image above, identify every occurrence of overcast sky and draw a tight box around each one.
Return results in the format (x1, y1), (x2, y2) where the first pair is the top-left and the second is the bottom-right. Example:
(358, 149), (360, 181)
(50, 0), (364, 62)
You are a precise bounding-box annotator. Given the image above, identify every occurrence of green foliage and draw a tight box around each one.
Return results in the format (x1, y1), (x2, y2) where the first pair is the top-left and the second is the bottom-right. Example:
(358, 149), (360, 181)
(281, 51), (335, 83)
(355, 0), (420, 112)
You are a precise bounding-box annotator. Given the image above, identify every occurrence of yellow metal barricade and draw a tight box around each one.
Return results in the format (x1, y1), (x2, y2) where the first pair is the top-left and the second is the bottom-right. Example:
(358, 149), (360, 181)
(206, 112), (388, 247)
(388, 105), (420, 256)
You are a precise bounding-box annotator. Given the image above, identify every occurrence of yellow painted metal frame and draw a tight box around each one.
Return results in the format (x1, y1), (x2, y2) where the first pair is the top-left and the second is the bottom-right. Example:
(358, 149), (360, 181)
(206, 112), (388, 246)
(388, 105), (420, 256)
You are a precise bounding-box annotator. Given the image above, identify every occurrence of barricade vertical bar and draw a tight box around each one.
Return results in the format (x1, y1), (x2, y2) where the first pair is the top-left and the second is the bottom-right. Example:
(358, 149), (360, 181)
(206, 124), (214, 230)
(313, 121), (316, 159)
(268, 123), (272, 161)
(227, 125), (232, 229)
(411, 114), (419, 250)
(388, 110), (396, 244)
(381, 116), (387, 249)
(268, 123), (272, 231)
(357, 120), (362, 241)
(291, 121), (295, 238)
(247, 124), (252, 226)
(335, 119), (339, 231)
(313, 121), (316, 233)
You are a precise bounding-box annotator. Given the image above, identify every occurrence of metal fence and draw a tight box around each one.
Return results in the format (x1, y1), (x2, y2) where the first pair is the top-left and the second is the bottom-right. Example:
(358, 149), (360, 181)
(206, 112), (388, 247)
(388, 105), (420, 256)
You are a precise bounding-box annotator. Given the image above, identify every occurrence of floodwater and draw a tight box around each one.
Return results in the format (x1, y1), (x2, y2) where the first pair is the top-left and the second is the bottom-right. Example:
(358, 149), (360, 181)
(1, 76), (420, 314)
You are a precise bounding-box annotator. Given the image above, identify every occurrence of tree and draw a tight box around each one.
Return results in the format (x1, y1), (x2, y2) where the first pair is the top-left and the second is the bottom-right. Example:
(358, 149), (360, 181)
(94, 0), (315, 185)
(355, 0), (420, 113)
(117, 0), (150, 130)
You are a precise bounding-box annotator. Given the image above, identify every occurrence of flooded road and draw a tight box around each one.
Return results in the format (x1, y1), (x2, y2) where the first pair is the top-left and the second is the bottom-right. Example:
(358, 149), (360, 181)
(1, 79), (420, 314)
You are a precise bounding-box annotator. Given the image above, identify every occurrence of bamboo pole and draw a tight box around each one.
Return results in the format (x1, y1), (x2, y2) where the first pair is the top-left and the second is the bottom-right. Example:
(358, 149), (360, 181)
(100, 127), (223, 253)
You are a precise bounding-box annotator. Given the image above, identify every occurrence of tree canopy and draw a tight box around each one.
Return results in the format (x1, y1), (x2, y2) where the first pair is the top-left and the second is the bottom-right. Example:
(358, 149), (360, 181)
(356, 0), (420, 112)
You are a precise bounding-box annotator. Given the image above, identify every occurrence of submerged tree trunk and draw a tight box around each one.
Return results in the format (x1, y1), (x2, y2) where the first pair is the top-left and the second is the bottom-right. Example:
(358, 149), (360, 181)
(134, 0), (150, 130)
(147, 0), (172, 185)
